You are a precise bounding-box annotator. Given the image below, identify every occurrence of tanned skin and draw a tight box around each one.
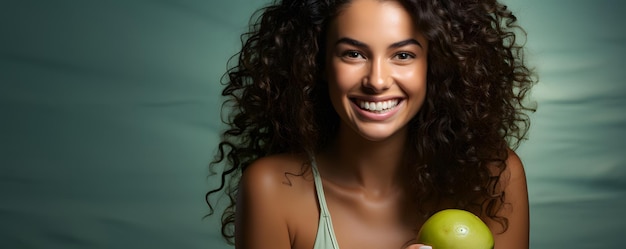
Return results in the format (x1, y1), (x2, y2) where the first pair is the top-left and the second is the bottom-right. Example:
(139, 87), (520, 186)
(235, 0), (530, 248)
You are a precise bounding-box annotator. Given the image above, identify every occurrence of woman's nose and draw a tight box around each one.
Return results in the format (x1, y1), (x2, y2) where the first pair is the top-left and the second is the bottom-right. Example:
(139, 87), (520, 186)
(362, 58), (392, 92)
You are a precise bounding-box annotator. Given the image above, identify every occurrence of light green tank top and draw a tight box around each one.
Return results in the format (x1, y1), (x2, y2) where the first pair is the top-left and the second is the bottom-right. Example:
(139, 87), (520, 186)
(311, 158), (340, 249)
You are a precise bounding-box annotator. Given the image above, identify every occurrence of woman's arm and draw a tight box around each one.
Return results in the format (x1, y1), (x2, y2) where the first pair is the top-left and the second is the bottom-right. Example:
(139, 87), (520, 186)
(489, 150), (530, 249)
(235, 158), (293, 249)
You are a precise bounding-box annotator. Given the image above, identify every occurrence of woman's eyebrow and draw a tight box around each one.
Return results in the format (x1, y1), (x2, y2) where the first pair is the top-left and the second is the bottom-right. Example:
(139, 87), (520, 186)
(335, 37), (367, 48)
(389, 38), (422, 49)
(334, 37), (422, 49)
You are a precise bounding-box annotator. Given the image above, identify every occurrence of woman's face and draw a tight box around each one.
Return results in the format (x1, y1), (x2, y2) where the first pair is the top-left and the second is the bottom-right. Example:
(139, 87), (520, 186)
(325, 0), (428, 142)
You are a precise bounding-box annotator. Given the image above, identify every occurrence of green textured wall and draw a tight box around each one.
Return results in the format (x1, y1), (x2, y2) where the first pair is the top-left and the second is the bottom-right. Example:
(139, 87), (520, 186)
(1, 1), (624, 248)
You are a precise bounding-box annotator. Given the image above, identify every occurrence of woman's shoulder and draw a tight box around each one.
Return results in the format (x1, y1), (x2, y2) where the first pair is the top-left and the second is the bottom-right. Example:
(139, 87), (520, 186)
(236, 154), (319, 247)
(502, 148), (526, 184)
(239, 153), (315, 201)
(483, 149), (529, 246)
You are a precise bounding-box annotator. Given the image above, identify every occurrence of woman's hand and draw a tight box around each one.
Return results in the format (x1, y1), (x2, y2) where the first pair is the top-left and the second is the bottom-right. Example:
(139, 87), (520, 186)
(405, 244), (432, 249)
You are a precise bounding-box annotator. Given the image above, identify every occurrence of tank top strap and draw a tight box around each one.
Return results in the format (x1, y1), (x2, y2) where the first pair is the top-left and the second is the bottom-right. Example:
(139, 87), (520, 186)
(310, 156), (340, 249)
(310, 159), (331, 217)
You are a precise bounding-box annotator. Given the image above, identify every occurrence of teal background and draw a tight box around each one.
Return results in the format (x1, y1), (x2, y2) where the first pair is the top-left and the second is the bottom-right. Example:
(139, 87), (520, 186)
(1, 0), (624, 248)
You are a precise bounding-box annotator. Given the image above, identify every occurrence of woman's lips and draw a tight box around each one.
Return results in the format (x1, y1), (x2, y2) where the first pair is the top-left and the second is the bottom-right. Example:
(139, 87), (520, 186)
(354, 98), (400, 113)
(350, 98), (404, 121)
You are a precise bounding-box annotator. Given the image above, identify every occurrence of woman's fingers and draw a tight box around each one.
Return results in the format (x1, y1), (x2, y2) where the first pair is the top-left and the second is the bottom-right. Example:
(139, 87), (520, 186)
(404, 244), (432, 249)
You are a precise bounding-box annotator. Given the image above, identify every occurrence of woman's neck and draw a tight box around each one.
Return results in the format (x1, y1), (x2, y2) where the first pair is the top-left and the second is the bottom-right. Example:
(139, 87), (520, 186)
(319, 123), (409, 194)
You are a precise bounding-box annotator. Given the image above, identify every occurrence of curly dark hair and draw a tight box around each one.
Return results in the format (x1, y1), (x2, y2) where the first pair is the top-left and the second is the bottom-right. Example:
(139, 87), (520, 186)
(206, 0), (536, 243)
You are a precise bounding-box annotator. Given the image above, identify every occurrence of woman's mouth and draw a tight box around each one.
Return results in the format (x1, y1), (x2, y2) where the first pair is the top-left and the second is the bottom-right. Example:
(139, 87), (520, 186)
(353, 99), (401, 114)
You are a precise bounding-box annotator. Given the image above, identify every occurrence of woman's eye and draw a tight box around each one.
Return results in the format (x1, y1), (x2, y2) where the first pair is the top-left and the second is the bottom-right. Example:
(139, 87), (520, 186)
(395, 52), (415, 60)
(342, 51), (364, 59)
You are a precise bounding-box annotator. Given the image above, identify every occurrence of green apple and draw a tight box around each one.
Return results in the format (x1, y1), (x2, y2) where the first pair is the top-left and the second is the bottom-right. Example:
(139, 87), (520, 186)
(416, 209), (494, 249)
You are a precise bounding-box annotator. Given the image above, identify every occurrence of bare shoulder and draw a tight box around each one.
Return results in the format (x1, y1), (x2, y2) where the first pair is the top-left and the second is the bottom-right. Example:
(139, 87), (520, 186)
(498, 149), (529, 209)
(238, 154), (315, 213)
(235, 153), (316, 249)
(503, 149), (526, 183)
(487, 148), (529, 249)
(240, 153), (313, 192)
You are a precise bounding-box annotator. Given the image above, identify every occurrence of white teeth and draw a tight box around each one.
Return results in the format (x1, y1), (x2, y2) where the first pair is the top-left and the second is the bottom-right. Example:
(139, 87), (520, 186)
(358, 99), (399, 112)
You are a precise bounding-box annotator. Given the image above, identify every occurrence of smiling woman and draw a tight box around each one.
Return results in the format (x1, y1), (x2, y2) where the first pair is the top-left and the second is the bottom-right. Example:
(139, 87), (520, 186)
(325, 0), (428, 142)
(2, 0), (623, 249)
(205, 0), (535, 248)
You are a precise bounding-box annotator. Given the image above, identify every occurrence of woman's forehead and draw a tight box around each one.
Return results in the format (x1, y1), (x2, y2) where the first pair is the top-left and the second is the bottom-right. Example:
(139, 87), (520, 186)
(327, 0), (425, 47)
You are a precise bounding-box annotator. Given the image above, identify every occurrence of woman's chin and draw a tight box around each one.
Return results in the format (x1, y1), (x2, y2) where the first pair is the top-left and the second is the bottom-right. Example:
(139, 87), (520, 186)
(354, 125), (405, 142)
